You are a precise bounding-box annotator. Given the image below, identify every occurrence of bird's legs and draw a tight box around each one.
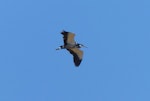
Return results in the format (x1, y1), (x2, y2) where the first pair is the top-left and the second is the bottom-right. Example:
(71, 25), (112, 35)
(56, 45), (65, 50)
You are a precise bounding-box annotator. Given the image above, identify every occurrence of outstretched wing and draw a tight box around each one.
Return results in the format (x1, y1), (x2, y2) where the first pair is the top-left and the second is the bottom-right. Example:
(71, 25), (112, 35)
(61, 31), (75, 45)
(67, 48), (83, 67)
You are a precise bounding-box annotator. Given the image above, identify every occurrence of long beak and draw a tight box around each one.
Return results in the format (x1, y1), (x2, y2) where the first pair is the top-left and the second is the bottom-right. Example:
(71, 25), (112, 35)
(83, 45), (88, 48)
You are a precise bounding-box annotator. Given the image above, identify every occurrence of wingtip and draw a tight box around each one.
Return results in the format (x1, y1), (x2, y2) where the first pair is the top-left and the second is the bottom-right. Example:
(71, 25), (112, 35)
(75, 64), (80, 67)
(74, 59), (82, 67)
(61, 30), (68, 34)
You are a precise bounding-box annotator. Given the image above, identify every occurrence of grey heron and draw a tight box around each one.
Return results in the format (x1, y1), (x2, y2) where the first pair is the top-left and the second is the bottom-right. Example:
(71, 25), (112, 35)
(56, 30), (86, 67)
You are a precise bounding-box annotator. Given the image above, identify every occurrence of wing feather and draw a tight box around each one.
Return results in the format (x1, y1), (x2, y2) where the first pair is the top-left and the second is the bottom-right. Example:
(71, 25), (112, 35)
(67, 48), (83, 67)
(61, 31), (75, 45)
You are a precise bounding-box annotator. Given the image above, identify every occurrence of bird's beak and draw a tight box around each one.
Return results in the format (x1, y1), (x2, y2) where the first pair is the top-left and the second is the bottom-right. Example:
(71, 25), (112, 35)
(83, 45), (88, 48)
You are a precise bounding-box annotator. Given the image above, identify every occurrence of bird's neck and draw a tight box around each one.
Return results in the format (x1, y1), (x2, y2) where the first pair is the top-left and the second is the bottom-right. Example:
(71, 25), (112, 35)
(61, 45), (65, 49)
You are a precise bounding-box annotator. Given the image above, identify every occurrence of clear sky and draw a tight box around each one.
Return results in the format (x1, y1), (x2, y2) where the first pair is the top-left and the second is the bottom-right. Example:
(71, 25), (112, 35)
(0, 0), (150, 101)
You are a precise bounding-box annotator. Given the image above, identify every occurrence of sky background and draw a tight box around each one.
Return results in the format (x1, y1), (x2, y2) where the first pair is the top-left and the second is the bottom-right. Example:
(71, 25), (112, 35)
(0, 0), (150, 101)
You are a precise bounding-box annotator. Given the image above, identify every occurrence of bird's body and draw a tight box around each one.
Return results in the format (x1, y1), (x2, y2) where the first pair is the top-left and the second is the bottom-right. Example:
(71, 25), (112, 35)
(56, 30), (86, 67)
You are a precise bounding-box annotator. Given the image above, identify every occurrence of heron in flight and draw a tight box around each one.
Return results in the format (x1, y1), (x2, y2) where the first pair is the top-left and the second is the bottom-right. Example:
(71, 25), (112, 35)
(56, 30), (86, 67)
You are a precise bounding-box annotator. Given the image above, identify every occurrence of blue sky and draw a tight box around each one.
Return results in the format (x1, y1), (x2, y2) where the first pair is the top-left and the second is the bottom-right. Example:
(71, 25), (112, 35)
(0, 0), (150, 101)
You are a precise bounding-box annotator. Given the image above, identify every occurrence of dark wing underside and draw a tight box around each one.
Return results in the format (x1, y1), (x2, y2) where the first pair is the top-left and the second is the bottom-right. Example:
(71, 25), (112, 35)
(61, 31), (75, 45)
(67, 48), (83, 67)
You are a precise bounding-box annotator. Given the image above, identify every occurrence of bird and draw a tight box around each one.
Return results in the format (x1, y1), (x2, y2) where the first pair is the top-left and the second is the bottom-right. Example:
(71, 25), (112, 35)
(56, 30), (86, 67)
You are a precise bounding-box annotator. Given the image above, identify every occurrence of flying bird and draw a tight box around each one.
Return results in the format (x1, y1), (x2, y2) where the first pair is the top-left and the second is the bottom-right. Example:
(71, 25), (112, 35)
(56, 30), (86, 67)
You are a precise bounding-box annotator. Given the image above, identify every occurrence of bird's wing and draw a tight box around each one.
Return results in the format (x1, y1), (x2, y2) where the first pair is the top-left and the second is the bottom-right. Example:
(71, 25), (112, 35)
(67, 48), (83, 67)
(61, 31), (75, 45)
